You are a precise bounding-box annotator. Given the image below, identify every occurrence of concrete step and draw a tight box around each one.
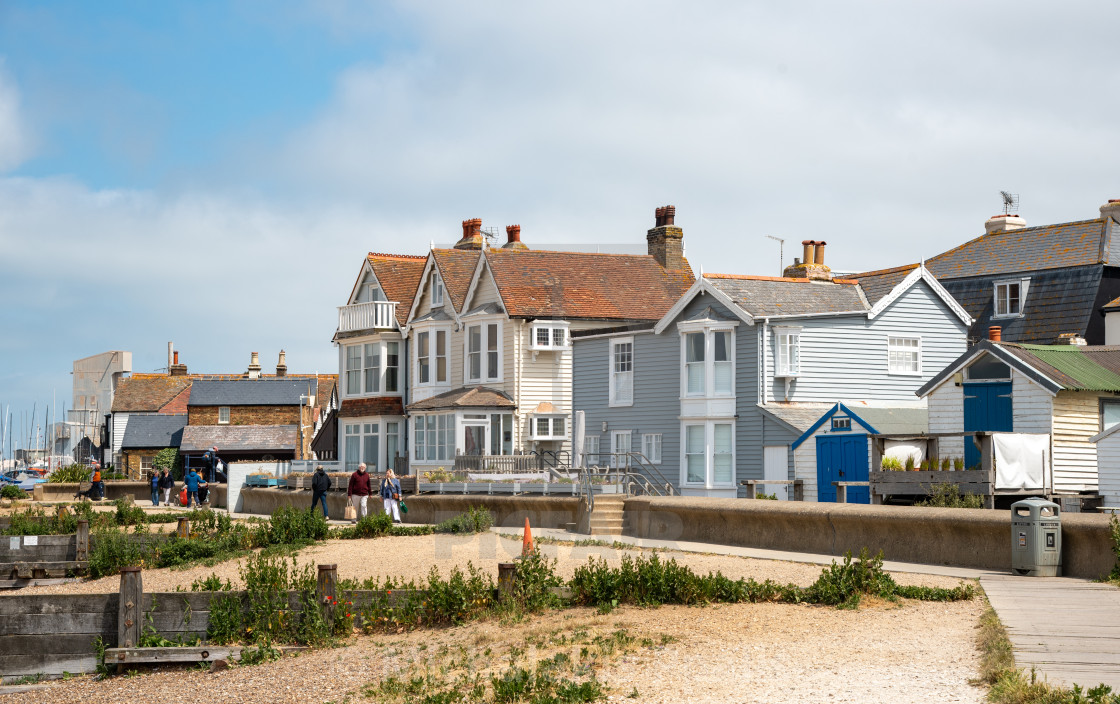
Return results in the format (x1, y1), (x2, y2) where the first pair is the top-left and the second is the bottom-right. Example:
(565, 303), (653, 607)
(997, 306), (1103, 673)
(591, 508), (623, 517)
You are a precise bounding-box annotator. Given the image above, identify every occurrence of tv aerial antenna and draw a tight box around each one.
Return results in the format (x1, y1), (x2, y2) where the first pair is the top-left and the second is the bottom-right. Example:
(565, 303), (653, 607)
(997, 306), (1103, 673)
(765, 235), (784, 275)
(1000, 191), (1019, 215)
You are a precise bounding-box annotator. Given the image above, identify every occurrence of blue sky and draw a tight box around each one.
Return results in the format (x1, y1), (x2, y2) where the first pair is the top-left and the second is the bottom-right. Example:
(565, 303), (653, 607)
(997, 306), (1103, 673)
(2, 1), (1120, 451)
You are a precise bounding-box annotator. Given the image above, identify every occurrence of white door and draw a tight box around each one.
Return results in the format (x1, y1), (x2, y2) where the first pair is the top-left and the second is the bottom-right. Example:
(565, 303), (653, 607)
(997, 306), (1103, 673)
(763, 445), (789, 500)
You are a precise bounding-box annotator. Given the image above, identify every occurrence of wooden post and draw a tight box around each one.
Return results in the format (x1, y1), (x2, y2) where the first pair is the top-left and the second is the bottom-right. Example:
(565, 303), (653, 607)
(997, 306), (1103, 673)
(75, 519), (90, 562)
(793, 480), (804, 502)
(317, 564), (337, 624)
(742, 482), (756, 499)
(979, 433), (995, 509)
(835, 483), (848, 504)
(870, 439), (883, 476)
(118, 567), (143, 648)
(176, 517), (190, 539)
(497, 562), (516, 599)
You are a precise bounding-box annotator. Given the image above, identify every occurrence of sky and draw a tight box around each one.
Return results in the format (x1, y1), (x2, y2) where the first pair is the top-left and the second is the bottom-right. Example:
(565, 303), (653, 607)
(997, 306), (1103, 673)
(2, 0), (1120, 448)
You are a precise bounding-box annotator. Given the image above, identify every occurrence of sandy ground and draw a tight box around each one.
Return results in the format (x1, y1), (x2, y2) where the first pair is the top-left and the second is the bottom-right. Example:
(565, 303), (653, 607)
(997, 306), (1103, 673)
(0, 534), (986, 703)
(4, 533), (971, 595)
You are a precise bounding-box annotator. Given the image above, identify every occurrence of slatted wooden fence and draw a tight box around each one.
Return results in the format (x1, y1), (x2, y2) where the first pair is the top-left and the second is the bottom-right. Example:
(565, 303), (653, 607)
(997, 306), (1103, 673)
(0, 520), (89, 586)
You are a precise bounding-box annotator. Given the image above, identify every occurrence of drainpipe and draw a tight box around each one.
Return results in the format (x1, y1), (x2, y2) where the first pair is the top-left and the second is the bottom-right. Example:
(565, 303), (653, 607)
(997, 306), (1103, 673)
(761, 318), (770, 406)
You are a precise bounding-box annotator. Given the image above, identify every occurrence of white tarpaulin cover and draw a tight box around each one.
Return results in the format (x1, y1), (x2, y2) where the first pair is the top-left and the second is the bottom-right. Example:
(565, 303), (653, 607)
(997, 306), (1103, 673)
(993, 433), (1050, 490)
(572, 411), (585, 468)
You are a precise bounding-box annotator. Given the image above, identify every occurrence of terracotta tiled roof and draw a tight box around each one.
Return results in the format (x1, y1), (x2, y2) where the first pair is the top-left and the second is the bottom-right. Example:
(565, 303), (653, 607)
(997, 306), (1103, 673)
(926, 219), (1105, 279)
(483, 249), (694, 321)
(432, 249), (482, 312)
(850, 264), (920, 306)
(340, 397), (405, 417)
(704, 275), (867, 317)
(112, 376), (193, 413)
(160, 386), (192, 414)
(406, 386), (516, 411)
(366, 253), (427, 325)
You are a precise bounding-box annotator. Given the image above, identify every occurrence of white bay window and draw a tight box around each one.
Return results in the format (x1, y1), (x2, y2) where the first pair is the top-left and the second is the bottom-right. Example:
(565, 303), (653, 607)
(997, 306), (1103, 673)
(344, 339), (401, 396)
(680, 326), (736, 397)
(465, 322), (501, 383)
(681, 421), (735, 487)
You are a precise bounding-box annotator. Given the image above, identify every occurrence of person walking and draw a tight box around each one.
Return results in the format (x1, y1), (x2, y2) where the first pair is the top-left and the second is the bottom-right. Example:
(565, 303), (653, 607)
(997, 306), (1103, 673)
(310, 464), (331, 518)
(158, 468), (174, 506)
(90, 462), (104, 500)
(380, 468), (403, 524)
(346, 463), (371, 523)
(150, 470), (160, 507)
(185, 468), (201, 508)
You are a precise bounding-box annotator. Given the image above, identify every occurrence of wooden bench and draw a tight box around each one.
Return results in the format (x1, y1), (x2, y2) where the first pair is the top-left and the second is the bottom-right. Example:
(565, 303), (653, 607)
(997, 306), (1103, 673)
(740, 479), (804, 501)
(832, 481), (870, 504)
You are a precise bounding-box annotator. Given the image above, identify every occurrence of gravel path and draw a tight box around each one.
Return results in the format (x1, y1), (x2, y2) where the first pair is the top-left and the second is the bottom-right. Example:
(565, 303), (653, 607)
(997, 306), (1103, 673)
(3, 533), (971, 596)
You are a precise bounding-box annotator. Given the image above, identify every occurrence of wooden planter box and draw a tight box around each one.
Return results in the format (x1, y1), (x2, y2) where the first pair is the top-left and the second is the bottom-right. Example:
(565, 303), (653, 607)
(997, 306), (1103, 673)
(287, 474), (311, 490)
(245, 475), (279, 487)
(870, 469), (989, 495)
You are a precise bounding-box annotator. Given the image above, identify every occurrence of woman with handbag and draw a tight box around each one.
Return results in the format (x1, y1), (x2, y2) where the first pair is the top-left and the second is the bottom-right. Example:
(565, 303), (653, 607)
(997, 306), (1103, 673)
(380, 469), (403, 524)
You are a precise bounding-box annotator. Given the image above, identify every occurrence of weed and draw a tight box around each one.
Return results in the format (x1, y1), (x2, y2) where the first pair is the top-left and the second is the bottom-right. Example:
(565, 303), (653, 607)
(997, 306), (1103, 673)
(434, 506), (494, 534)
(1, 484), (27, 500)
(916, 483), (984, 509)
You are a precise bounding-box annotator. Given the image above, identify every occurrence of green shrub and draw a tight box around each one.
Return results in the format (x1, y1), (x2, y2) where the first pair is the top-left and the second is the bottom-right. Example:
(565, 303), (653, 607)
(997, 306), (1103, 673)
(435, 506), (493, 534)
(916, 483), (984, 509)
(1110, 515), (1120, 584)
(114, 498), (147, 526)
(258, 506), (329, 546)
(1, 484), (27, 499)
(47, 464), (91, 483)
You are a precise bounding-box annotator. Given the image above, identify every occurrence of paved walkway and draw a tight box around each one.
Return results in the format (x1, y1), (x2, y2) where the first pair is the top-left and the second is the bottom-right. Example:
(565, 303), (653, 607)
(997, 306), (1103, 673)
(981, 574), (1120, 691)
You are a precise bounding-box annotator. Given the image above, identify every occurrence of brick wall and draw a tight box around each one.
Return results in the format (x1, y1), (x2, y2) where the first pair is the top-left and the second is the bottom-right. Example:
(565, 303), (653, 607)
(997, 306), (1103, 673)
(646, 226), (684, 270)
(122, 451), (157, 481)
(188, 405), (300, 426)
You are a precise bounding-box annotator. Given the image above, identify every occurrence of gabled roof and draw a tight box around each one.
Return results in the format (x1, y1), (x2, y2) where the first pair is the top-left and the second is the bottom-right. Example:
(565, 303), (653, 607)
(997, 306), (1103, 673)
(703, 274), (867, 317)
(851, 264), (920, 306)
(406, 385), (516, 411)
(112, 376), (193, 413)
(431, 249), (483, 312)
(926, 219), (1106, 279)
(188, 378), (317, 406)
(180, 425), (297, 453)
(121, 414), (187, 449)
(365, 253), (427, 325)
(916, 340), (1120, 397)
(477, 249), (694, 321)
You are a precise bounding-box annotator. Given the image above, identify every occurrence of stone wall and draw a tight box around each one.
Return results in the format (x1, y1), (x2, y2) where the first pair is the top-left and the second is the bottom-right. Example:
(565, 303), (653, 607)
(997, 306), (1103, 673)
(188, 405), (300, 426)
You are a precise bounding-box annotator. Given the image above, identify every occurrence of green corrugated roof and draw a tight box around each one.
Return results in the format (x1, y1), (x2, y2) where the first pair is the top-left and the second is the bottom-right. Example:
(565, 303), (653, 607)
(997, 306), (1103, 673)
(1016, 344), (1120, 391)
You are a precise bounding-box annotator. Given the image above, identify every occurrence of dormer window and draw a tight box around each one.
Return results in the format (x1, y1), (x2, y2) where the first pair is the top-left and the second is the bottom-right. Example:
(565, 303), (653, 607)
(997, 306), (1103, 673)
(432, 273), (444, 307)
(530, 322), (569, 351)
(994, 278), (1029, 318)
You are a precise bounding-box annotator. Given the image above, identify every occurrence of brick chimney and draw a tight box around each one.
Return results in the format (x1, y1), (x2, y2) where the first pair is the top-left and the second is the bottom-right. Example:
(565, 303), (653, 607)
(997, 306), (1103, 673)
(169, 350), (188, 376)
(984, 214), (1027, 235)
(783, 239), (832, 281)
(454, 218), (485, 250)
(276, 350), (288, 377)
(647, 205), (685, 269)
(247, 351), (262, 379)
(501, 224), (528, 250)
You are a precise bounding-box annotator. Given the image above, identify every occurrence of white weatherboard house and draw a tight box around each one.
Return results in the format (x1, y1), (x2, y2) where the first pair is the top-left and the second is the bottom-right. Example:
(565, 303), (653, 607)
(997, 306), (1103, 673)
(1090, 423), (1120, 507)
(918, 338), (1120, 496)
(573, 253), (973, 500)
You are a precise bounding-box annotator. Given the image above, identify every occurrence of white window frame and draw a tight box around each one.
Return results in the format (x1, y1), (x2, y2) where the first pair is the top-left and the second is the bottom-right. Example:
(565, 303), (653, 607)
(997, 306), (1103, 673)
(584, 435), (600, 466)
(774, 326), (801, 378)
(610, 430), (632, 468)
(464, 321), (502, 383)
(529, 414), (568, 441)
(608, 336), (634, 407)
(413, 413), (455, 462)
(677, 322), (737, 397)
(887, 336), (922, 376)
(993, 278), (1029, 319)
(218, 406), (230, 425)
(679, 420), (736, 488)
(363, 343), (381, 394)
(343, 338), (403, 398)
(641, 433), (662, 464)
(530, 321), (571, 351)
(140, 455), (154, 472)
(432, 273), (444, 307)
(417, 331), (431, 385)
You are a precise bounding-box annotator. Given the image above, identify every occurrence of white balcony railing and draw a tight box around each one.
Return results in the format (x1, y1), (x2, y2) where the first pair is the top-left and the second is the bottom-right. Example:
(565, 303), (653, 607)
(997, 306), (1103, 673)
(338, 300), (399, 333)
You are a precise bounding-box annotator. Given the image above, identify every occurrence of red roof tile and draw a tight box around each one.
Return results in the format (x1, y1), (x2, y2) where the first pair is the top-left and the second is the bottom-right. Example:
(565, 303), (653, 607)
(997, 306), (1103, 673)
(112, 376), (193, 412)
(366, 253), (427, 325)
(340, 397), (405, 417)
(483, 249), (694, 321)
(431, 249), (482, 312)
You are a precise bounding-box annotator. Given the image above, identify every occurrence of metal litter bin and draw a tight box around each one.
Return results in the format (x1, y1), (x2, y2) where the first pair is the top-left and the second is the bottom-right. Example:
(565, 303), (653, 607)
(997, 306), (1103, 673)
(1011, 497), (1061, 576)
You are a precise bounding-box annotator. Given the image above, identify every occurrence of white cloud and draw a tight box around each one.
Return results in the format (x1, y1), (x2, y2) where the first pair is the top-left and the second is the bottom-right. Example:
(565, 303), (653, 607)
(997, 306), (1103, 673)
(0, 59), (33, 172)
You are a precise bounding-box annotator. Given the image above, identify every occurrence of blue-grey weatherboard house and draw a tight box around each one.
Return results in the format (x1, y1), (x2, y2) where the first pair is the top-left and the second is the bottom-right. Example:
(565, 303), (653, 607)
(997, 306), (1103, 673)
(572, 258), (972, 501)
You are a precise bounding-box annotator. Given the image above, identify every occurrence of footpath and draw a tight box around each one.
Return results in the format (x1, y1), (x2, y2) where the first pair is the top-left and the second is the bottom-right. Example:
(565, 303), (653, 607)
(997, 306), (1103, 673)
(492, 526), (1120, 692)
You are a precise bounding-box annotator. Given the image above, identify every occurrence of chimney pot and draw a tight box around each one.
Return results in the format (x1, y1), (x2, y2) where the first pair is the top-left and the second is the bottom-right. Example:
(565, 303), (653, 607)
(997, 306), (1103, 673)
(276, 350), (288, 377)
(248, 351), (262, 379)
(173, 351), (179, 365)
(501, 224), (528, 250)
(988, 326), (1002, 342)
(454, 218), (485, 250)
(801, 240), (816, 266)
(814, 240), (827, 267)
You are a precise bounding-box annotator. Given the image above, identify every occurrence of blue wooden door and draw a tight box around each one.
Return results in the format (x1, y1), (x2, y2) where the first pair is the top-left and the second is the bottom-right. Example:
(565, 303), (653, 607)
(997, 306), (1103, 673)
(963, 382), (1013, 469)
(816, 435), (869, 503)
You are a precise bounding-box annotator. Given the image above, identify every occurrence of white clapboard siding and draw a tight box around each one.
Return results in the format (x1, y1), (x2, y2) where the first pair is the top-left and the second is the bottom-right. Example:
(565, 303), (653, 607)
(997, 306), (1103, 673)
(764, 280), (968, 403)
(1051, 391), (1101, 492)
(927, 380), (965, 459)
(1012, 370), (1053, 434)
(111, 412), (129, 457)
(1096, 433), (1120, 505)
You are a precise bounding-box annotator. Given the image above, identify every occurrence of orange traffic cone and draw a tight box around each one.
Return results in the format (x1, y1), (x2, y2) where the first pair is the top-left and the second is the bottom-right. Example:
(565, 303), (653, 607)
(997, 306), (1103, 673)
(521, 517), (534, 557)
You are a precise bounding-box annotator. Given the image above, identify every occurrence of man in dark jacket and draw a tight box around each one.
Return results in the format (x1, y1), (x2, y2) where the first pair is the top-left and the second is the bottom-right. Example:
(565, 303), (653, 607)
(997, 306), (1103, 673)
(158, 469), (174, 506)
(310, 464), (331, 518)
(346, 463), (372, 523)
